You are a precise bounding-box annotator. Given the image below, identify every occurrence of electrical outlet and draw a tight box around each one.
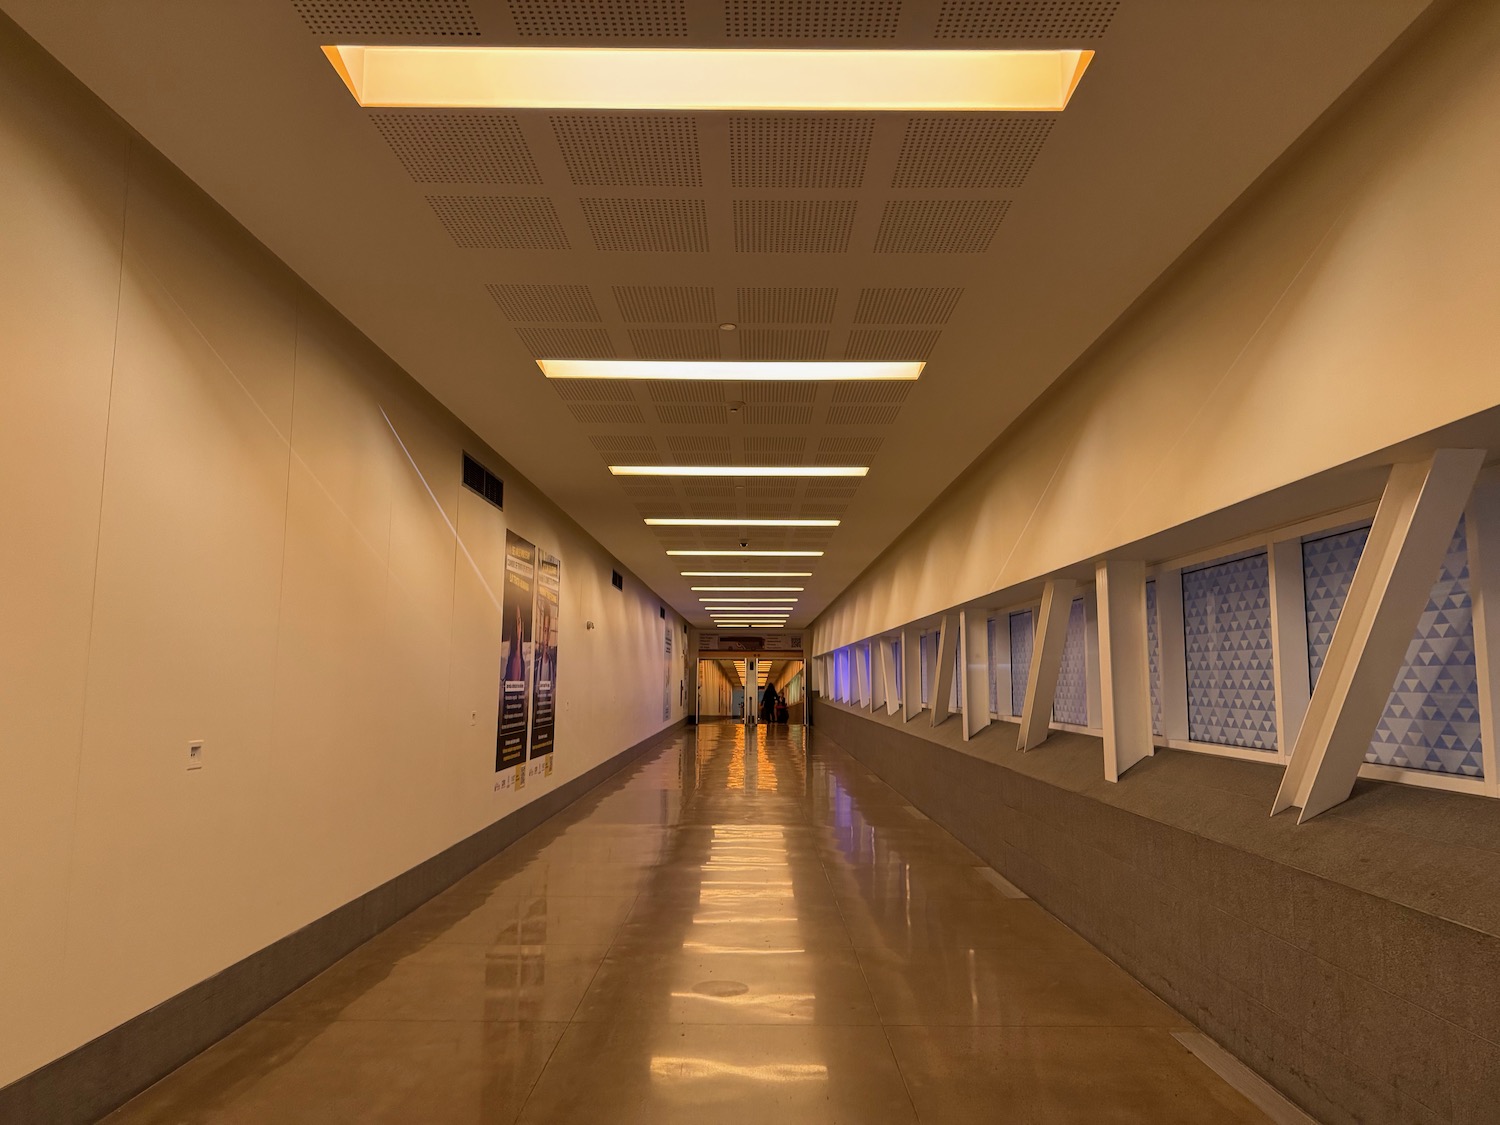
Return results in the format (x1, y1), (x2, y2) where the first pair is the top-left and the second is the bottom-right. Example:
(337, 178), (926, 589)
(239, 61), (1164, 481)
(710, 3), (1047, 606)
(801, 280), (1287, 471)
(187, 740), (204, 770)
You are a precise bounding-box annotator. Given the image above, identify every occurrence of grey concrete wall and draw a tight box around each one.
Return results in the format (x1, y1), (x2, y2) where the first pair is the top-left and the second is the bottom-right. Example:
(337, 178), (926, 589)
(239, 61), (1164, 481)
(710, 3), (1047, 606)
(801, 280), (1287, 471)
(812, 696), (1500, 1125)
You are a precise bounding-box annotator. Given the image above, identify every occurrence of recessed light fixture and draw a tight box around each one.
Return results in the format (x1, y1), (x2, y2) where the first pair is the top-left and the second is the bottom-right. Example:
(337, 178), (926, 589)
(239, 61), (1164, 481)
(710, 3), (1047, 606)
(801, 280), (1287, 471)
(322, 47), (1094, 112)
(702, 597), (798, 603)
(682, 571), (813, 578)
(693, 591), (810, 600)
(539, 360), (921, 382)
(668, 551), (823, 557)
(611, 466), (867, 478)
(647, 518), (837, 528)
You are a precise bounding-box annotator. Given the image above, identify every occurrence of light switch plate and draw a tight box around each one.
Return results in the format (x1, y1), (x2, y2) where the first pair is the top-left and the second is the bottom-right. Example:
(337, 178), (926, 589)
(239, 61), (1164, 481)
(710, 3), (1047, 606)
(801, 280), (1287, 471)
(187, 740), (204, 770)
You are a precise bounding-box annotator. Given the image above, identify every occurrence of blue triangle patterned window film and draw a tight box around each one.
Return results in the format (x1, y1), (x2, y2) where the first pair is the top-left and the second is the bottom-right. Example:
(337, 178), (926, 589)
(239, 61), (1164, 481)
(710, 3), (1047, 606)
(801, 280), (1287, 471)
(862, 645), (872, 698)
(1182, 553), (1278, 750)
(1302, 518), (1482, 777)
(1146, 579), (1163, 737)
(920, 633), (930, 706)
(892, 639), (902, 702)
(1009, 610), (1034, 717)
(988, 618), (1000, 715)
(1053, 598), (1089, 725)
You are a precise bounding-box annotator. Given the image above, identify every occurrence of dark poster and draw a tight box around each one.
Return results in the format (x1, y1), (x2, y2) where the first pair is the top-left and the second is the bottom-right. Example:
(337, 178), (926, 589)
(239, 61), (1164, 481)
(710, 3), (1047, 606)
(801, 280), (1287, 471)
(528, 552), (560, 759)
(496, 531), (536, 771)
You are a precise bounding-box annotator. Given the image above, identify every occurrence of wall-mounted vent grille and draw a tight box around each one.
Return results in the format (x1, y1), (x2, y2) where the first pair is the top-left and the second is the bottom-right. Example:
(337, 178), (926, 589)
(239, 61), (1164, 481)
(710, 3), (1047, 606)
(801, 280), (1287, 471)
(854, 287), (963, 324)
(509, 0), (687, 36)
(730, 118), (873, 188)
(630, 328), (721, 359)
(551, 116), (701, 186)
(737, 287), (838, 324)
(615, 286), (716, 322)
(427, 196), (569, 249)
(550, 381), (636, 403)
(292, 0), (480, 36)
(892, 117), (1052, 188)
(487, 283), (599, 321)
(846, 329), (941, 360)
(567, 402), (646, 424)
(725, 0), (901, 38)
(647, 381), (724, 403)
(655, 402), (730, 424)
(734, 200), (857, 253)
(515, 327), (615, 358)
(612, 569), (624, 590)
(744, 436), (807, 463)
(461, 452), (504, 509)
(582, 198), (710, 252)
(874, 199), (1009, 253)
(740, 329), (829, 360)
(934, 0), (1118, 39)
(371, 113), (539, 184)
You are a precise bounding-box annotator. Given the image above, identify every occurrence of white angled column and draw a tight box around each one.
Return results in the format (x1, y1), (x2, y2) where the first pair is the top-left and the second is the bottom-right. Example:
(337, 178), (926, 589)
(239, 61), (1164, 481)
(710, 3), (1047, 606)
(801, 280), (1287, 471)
(1018, 578), (1077, 751)
(868, 640), (887, 711)
(961, 609), (992, 741)
(854, 642), (872, 708)
(1274, 450), (1485, 822)
(1268, 537), (1312, 757)
(931, 615), (959, 727)
(1096, 561), (1153, 781)
(877, 636), (900, 716)
(901, 627), (921, 722)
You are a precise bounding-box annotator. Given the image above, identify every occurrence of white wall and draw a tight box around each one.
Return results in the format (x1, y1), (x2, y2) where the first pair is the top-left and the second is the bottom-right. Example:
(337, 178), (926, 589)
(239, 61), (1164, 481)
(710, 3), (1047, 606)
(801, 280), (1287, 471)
(0, 20), (688, 1087)
(812, 0), (1500, 656)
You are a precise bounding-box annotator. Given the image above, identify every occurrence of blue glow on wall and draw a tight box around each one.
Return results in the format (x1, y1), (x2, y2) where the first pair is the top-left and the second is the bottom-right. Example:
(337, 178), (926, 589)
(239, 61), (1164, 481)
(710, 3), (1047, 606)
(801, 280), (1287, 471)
(1009, 610), (1033, 717)
(1053, 598), (1089, 725)
(1303, 518), (1482, 777)
(1182, 553), (1278, 750)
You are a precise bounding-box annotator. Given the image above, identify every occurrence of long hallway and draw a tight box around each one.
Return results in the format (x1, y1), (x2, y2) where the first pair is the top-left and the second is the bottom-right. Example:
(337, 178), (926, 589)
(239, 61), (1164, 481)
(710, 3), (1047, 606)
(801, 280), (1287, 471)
(107, 723), (1270, 1124)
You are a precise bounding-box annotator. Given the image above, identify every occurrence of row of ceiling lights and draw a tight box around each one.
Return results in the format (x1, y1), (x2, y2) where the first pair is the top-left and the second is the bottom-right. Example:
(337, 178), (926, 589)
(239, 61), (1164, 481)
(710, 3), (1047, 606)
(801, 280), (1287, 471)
(318, 47), (1096, 630)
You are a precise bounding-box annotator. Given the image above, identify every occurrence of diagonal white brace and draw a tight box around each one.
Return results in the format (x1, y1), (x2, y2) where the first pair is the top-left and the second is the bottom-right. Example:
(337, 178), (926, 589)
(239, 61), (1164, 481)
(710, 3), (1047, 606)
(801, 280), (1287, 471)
(931, 614), (959, 727)
(1096, 560), (1154, 780)
(1018, 578), (1077, 751)
(961, 608), (992, 741)
(901, 626), (922, 722)
(1273, 449), (1485, 822)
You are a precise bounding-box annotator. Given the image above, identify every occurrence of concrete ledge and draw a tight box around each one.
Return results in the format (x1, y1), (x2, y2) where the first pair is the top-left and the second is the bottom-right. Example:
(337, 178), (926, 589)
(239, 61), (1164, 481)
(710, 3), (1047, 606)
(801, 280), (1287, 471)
(812, 697), (1500, 1125)
(0, 721), (687, 1125)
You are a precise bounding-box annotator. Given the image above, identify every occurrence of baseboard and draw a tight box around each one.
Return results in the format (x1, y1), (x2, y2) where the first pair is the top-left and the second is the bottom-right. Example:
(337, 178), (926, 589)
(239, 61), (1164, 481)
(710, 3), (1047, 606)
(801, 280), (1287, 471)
(0, 720), (687, 1125)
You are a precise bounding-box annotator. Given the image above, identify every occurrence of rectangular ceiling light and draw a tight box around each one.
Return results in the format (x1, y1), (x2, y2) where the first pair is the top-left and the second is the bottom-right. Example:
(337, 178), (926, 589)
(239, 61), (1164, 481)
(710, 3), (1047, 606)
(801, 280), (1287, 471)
(611, 466), (867, 478)
(701, 598), (798, 603)
(647, 518), (837, 528)
(323, 47), (1093, 112)
(539, 360), (920, 382)
(668, 551), (823, 557)
(682, 571), (812, 578)
(693, 591), (804, 600)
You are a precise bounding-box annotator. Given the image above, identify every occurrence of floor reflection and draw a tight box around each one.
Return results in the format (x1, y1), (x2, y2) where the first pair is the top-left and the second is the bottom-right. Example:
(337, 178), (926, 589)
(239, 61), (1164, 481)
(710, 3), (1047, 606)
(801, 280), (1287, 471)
(107, 721), (1273, 1125)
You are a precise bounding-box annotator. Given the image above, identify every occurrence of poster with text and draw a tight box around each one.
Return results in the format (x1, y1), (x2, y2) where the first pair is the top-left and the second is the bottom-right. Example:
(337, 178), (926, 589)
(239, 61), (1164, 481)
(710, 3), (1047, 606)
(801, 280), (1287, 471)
(496, 531), (535, 771)
(529, 552), (560, 759)
(663, 624), (673, 722)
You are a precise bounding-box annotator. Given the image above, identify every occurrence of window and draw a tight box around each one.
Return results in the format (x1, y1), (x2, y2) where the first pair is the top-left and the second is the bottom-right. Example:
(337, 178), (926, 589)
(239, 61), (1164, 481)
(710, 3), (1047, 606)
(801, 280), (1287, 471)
(1303, 518), (1482, 777)
(1181, 553), (1277, 751)
(1052, 598), (1088, 725)
(987, 618), (1000, 715)
(920, 632), (930, 706)
(1146, 579), (1163, 737)
(1009, 610), (1033, 717)
(892, 638), (903, 703)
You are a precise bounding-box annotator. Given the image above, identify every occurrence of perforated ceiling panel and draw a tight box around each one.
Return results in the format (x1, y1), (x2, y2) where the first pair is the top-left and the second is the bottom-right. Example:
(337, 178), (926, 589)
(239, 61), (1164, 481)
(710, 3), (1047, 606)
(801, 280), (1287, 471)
(744, 436), (807, 464)
(874, 199), (1010, 253)
(729, 118), (873, 188)
(740, 329), (829, 359)
(725, 0), (902, 38)
(615, 286), (717, 322)
(568, 402), (646, 423)
(487, 284), (600, 321)
(582, 198), (710, 252)
(507, 0), (687, 37)
(847, 329), (941, 360)
(668, 436), (733, 462)
(828, 382), (910, 424)
(934, 0), (1119, 39)
(892, 117), (1053, 188)
(734, 200), (858, 253)
(551, 116), (701, 187)
(292, 0), (479, 36)
(629, 328), (722, 358)
(854, 287), (964, 324)
(515, 327), (615, 358)
(737, 288), (838, 324)
(426, 195), (570, 249)
(371, 113), (539, 184)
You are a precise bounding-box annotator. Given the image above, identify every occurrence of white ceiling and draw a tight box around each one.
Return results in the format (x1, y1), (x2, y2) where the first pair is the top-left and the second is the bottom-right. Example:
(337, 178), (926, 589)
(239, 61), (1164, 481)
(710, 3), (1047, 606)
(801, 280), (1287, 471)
(1, 0), (1433, 631)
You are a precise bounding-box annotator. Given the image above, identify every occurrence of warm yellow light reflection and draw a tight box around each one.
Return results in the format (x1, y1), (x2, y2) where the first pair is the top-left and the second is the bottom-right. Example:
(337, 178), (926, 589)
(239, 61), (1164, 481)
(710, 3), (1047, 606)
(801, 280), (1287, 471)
(539, 360), (921, 381)
(611, 465), (867, 477)
(650, 1057), (828, 1082)
(324, 46), (1093, 112)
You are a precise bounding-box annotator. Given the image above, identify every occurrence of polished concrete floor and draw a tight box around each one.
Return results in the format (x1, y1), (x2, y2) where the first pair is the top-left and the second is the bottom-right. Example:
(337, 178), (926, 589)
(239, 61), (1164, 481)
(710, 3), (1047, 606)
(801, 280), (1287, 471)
(107, 723), (1271, 1123)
